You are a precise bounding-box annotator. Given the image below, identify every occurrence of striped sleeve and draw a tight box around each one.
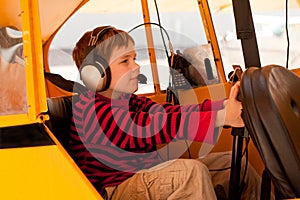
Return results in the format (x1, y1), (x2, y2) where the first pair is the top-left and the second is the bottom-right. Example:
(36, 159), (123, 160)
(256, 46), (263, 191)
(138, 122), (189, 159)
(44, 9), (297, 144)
(129, 94), (224, 113)
(82, 95), (220, 150)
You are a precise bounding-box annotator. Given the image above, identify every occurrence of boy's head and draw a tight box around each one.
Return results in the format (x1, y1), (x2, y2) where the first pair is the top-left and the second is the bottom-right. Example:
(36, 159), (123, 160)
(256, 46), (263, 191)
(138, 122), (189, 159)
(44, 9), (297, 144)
(72, 26), (135, 70)
(72, 30), (92, 70)
(73, 26), (136, 92)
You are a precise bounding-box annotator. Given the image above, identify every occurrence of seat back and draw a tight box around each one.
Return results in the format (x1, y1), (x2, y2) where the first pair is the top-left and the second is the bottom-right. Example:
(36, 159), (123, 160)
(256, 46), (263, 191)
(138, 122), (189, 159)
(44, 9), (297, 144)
(240, 65), (300, 199)
(46, 95), (75, 152)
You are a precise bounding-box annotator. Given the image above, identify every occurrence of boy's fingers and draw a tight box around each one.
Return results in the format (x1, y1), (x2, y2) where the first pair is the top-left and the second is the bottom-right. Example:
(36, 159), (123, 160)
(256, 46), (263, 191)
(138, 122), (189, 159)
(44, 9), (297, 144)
(229, 81), (240, 99)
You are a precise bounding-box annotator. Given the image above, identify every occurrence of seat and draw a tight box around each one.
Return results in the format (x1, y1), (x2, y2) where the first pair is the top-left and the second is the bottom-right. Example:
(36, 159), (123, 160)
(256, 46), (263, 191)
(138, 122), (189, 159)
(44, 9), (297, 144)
(44, 70), (87, 152)
(46, 95), (75, 152)
(239, 65), (300, 199)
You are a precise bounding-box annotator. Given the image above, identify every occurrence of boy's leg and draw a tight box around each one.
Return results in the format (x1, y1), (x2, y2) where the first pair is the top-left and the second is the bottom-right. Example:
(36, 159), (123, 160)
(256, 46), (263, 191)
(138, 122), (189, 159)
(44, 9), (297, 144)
(106, 159), (217, 200)
(199, 151), (261, 200)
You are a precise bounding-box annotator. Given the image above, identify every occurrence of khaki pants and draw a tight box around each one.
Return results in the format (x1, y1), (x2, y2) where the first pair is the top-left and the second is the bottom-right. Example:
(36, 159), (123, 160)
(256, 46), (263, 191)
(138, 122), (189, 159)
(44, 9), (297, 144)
(199, 151), (261, 200)
(105, 151), (261, 200)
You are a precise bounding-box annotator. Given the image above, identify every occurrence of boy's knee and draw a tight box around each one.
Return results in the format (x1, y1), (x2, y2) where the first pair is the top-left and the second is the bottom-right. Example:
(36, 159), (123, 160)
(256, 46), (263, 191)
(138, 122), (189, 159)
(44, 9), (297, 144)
(180, 159), (210, 175)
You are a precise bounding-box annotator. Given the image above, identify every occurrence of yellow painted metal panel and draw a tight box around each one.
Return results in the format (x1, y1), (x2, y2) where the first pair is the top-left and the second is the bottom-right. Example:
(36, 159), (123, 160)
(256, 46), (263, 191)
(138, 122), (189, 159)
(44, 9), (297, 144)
(0, 0), (49, 128)
(21, 0), (47, 121)
(0, 1), (45, 127)
(0, 114), (36, 128)
(0, 145), (102, 199)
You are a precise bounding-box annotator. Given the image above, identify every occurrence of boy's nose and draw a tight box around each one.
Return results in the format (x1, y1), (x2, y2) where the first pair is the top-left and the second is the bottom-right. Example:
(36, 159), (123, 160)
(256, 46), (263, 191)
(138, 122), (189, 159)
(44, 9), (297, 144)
(132, 62), (140, 71)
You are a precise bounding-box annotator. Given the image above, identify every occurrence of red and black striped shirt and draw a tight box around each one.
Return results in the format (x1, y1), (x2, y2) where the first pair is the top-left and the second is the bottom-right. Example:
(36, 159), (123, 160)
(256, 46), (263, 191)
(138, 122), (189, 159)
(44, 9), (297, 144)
(69, 91), (224, 195)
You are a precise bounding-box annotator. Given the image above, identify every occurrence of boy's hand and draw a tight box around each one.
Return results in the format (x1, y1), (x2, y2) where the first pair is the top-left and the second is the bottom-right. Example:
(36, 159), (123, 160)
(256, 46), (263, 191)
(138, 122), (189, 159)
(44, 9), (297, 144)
(216, 82), (244, 127)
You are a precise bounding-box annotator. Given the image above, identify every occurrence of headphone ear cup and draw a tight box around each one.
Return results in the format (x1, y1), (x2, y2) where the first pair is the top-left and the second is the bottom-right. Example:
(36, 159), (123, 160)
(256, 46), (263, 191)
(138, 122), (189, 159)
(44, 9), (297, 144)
(80, 54), (111, 92)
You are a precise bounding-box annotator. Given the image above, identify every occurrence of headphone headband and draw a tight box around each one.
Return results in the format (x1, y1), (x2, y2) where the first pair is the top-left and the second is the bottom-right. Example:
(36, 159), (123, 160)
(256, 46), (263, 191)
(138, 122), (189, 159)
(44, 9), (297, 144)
(85, 26), (114, 56)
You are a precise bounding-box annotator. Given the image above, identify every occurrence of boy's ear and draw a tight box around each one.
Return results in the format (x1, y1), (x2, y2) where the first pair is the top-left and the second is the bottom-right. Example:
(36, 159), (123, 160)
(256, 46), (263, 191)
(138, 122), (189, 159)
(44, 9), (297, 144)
(80, 53), (111, 92)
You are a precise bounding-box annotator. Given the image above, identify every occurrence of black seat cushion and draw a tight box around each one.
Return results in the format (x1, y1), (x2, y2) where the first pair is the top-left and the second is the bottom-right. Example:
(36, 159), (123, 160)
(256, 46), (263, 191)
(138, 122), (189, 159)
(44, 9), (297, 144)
(46, 95), (75, 152)
(240, 65), (300, 199)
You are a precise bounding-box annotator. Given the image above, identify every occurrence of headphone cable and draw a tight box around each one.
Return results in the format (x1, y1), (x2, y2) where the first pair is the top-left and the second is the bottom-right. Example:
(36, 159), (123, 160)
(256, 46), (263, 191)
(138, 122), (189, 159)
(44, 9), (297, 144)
(154, 0), (170, 58)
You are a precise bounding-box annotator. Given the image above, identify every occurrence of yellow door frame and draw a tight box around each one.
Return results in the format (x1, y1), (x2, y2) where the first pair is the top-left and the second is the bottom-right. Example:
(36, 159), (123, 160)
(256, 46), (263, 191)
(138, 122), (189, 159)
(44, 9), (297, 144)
(0, 0), (48, 128)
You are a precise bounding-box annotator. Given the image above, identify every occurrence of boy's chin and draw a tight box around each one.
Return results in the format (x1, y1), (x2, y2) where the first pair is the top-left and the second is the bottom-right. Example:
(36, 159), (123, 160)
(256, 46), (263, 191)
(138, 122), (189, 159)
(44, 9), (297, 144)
(128, 87), (138, 94)
(133, 88), (138, 93)
(120, 87), (138, 94)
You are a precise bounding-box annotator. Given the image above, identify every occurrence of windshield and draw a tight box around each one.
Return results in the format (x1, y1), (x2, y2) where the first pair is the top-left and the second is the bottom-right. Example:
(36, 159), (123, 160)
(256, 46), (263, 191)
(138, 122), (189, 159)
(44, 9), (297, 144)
(210, 0), (300, 76)
(48, 0), (220, 94)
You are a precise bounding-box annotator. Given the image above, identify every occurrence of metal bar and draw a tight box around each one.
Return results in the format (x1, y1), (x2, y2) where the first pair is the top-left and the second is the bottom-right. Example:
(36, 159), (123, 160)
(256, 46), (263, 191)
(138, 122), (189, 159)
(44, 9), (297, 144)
(21, 0), (47, 120)
(228, 129), (244, 200)
(231, 0), (261, 68)
(197, 0), (226, 83)
(140, 0), (162, 94)
(228, 1), (261, 198)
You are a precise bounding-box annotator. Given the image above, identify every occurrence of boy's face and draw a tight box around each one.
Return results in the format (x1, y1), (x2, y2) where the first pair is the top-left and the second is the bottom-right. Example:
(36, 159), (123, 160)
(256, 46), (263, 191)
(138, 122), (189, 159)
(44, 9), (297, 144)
(107, 41), (140, 96)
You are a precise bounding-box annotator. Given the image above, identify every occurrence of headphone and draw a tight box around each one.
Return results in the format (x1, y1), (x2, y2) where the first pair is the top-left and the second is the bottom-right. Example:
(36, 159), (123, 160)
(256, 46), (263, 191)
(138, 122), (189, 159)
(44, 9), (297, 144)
(79, 26), (114, 92)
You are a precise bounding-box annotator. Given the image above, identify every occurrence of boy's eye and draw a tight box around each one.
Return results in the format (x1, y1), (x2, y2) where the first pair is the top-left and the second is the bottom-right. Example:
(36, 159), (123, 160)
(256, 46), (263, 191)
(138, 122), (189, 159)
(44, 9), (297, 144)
(122, 59), (128, 63)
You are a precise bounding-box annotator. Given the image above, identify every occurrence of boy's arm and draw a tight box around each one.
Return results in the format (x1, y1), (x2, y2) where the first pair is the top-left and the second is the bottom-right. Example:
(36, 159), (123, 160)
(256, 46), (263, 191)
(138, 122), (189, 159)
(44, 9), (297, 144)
(130, 94), (224, 113)
(85, 100), (219, 150)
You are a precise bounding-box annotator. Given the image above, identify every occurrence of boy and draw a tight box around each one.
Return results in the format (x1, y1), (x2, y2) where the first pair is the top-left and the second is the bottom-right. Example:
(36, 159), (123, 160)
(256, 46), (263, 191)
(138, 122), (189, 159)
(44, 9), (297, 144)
(70, 26), (260, 199)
